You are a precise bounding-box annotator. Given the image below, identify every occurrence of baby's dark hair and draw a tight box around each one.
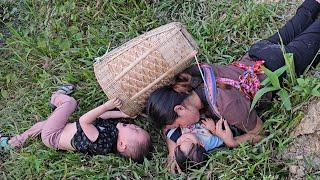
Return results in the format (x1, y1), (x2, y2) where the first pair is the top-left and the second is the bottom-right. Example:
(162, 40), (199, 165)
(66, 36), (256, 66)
(121, 133), (153, 164)
(174, 143), (208, 170)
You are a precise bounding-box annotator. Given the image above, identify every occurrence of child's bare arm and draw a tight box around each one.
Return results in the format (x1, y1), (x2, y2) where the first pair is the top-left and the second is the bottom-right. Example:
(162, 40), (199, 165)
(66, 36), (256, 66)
(79, 98), (122, 142)
(165, 134), (182, 173)
(99, 110), (133, 119)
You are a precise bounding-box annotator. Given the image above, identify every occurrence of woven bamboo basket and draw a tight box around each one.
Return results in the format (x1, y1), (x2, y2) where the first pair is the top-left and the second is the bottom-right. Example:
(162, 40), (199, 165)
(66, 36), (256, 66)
(93, 22), (199, 116)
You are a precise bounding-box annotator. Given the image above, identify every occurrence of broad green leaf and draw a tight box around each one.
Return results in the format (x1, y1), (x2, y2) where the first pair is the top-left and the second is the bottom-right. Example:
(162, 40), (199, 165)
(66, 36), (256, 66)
(275, 66), (287, 76)
(311, 84), (320, 97)
(261, 66), (286, 86)
(278, 34), (296, 85)
(296, 78), (305, 87)
(277, 89), (291, 111)
(283, 53), (296, 85)
(250, 86), (279, 111)
(262, 66), (280, 88)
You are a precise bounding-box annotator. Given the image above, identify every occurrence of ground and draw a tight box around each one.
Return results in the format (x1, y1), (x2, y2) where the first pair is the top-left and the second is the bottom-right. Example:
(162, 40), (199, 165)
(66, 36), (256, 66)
(0, 0), (319, 179)
(282, 99), (320, 179)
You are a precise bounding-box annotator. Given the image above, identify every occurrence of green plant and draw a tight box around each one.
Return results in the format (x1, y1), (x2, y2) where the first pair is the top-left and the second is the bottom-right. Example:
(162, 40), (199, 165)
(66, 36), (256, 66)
(251, 35), (319, 112)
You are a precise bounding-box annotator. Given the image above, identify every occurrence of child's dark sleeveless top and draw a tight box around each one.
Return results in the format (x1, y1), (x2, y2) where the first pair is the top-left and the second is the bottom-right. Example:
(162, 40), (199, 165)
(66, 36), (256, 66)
(71, 118), (118, 155)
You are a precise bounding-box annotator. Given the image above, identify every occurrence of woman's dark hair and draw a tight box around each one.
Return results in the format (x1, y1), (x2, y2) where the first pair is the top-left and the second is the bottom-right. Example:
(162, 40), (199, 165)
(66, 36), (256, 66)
(146, 86), (188, 129)
(146, 73), (194, 129)
(146, 68), (232, 129)
(174, 143), (208, 171)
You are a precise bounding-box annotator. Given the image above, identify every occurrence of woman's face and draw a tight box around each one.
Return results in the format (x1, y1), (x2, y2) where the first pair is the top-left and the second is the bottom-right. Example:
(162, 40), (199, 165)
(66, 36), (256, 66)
(173, 91), (201, 128)
(175, 103), (200, 128)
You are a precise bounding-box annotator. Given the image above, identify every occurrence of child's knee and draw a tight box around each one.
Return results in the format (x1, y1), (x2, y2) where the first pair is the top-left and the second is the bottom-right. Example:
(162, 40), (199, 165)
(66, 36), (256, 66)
(41, 132), (61, 149)
(65, 96), (77, 107)
(51, 93), (77, 108)
(40, 133), (53, 148)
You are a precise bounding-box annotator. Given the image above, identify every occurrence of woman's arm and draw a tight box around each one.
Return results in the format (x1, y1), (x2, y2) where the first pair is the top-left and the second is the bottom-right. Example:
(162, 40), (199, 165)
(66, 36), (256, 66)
(220, 97), (264, 147)
(79, 98), (122, 142)
(233, 116), (264, 146)
(205, 117), (263, 148)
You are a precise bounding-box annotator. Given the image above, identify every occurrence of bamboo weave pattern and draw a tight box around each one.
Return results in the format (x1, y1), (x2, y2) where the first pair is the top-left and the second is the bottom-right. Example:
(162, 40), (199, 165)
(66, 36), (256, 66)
(94, 22), (199, 116)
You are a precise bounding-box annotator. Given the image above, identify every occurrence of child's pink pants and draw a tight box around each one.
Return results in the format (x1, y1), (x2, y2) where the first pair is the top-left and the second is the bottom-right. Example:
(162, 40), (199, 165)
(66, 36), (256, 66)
(9, 92), (77, 149)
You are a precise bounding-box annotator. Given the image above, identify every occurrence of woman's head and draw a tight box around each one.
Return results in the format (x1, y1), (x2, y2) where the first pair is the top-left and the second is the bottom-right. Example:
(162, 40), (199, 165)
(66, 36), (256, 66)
(147, 73), (202, 129)
(174, 133), (207, 170)
(147, 85), (188, 129)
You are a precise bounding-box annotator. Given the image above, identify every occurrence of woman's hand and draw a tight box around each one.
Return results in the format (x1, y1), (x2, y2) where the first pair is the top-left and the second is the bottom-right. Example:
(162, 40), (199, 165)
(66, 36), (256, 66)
(215, 119), (237, 148)
(201, 118), (216, 135)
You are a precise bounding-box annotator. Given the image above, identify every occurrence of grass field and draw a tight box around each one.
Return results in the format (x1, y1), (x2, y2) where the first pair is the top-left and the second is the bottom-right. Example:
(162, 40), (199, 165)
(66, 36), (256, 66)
(1, 0), (319, 179)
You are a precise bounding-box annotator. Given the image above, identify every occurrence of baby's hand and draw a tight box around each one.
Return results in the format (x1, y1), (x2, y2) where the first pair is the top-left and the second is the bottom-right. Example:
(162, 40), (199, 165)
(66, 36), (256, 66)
(105, 98), (122, 109)
(201, 118), (216, 134)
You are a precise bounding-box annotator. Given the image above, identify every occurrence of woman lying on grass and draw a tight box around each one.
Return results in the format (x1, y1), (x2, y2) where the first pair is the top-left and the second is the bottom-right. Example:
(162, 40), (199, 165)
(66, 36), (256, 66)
(147, 0), (320, 172)
(0, 85), (152, 163)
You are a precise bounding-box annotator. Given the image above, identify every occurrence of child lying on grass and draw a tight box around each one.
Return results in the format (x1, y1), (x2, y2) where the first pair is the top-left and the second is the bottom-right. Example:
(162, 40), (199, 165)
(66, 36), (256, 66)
(166, 118), (236, 170)
(0, 85), (152, 163)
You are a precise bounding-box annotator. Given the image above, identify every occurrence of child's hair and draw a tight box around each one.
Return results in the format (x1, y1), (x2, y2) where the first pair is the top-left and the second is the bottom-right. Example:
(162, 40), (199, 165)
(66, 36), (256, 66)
(121, 134), (153, 163)
(174, 143), (208, 170)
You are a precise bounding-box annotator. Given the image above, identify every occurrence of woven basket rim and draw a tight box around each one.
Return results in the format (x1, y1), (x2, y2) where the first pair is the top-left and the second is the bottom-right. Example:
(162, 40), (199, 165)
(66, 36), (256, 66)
(93, 21), (199, 116)
(94, 22), (198, 65)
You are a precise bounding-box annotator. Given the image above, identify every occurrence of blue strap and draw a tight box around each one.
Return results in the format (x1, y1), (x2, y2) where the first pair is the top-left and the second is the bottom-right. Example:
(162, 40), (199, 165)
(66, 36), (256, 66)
(165, 127), (182, 143)
(201, 64), (221, 118)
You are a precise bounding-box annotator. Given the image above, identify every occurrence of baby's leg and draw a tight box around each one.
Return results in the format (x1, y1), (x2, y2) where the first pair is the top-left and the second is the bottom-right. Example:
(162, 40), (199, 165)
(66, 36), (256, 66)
(40, 92), (77, 149)
(8, 121), (46, 147)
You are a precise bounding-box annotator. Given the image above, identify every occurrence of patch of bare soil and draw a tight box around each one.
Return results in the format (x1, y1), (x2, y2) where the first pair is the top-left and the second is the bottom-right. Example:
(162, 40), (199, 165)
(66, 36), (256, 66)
(282, 100), (320, 179)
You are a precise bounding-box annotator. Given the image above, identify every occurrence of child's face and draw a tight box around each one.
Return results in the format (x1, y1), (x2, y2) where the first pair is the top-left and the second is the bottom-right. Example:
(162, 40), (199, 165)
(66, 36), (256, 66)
(176, 133), (202, 155)
(117, 123), (148, 141)
(116, 123), (151, 161)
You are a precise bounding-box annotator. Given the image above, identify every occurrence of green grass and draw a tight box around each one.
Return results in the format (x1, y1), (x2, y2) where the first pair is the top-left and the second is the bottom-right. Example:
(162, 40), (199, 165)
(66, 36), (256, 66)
(0, 0), (319, 179)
